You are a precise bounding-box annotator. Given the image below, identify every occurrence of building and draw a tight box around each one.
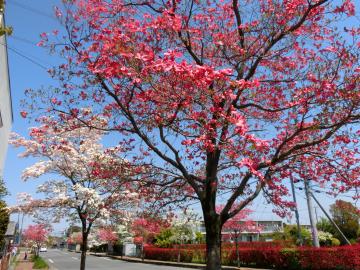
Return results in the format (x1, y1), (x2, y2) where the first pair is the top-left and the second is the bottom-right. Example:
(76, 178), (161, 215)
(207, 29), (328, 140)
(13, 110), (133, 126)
(0, 12), (13, 175)
(199, 220), (284, 242)
(4, 221), (18, 247)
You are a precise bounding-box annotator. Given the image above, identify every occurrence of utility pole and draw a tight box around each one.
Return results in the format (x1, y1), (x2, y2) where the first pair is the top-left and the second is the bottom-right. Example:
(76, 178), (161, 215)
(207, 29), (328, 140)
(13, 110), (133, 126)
(304, 179), (320, 247)
(310, 193), (351, 245)
(314, 207), (319, 223)
(290, 178), (302, 245)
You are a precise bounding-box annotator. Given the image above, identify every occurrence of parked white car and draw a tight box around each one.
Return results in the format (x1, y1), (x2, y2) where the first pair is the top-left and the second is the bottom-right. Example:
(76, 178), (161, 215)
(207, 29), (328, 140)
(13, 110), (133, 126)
(39, 247), (47, 252)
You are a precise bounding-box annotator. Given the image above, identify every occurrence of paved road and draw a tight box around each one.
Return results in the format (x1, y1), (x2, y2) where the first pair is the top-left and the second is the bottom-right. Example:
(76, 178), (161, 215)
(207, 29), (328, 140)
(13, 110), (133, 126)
(41, 249), (190, 270)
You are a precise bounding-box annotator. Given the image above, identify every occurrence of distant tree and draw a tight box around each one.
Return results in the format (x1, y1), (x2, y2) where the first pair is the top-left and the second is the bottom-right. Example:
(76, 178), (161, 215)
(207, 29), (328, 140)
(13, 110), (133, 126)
(272, 225), (312, 246)
(195, 232), (205, 244)
(330, 200), (360, 242)
(220, 205), (258, 267)
(97, 226), (118, 254)
(0, 201), (9, 248)
(45, 235), (57, 248)
(0, 177), (9, 199)
(170, 211), (201, 243)
(221, 208), (257, 242)
(116, 224), (132, 244)
(66, 226), (82, 237)
(0, 177), (9, 248)
(68, 232), (83, 247)
(316, 230), (340, 247)
(155, 211), (202, 249)
(131, 214), (170, 260)
(23, 224), (49, 256)
(154, 228), (174, 248)
(317, 217), (333, 234)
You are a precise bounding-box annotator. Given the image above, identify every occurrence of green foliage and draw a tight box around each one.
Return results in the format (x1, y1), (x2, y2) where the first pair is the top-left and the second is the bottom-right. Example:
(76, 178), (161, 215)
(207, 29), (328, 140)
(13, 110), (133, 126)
(318, 231), (333, 246)
(170, 223), (194, 244)
(195, 231), (205, 244)
(154, 228), (205, 247)
(66, 225), (81, 236)
(317, 218), (334, 234)
(0, 178), (9, 199)
(330, 200), (360, 242)
(0, 178), (10, 246)
(31, 255), (49, 269)
(331, 238), (340, 246)
(272, 225), (312, 246)
(90, 243), (107, 253)
(0, 200), (9, 247)
(155, 228), (174, 248)
(0, 1), (12, 36)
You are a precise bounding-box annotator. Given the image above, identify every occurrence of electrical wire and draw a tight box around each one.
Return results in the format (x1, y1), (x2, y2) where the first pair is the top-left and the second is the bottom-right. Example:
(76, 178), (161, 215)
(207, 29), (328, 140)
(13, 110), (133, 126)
(9, 0), (58, 21)
(0, 41), (48, 70)
(9, 35), (38, 46)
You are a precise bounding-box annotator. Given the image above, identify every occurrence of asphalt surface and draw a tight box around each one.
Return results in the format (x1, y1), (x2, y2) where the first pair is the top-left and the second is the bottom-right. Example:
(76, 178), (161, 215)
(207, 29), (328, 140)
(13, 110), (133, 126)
(41, 249), (191, 270)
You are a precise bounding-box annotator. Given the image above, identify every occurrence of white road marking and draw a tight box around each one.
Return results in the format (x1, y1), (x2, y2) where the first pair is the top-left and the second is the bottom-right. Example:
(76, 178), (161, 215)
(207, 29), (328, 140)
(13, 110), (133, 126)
(103, 257), (111, 261)
(72, 257), (79, 260)
(48, 259), (54, 263)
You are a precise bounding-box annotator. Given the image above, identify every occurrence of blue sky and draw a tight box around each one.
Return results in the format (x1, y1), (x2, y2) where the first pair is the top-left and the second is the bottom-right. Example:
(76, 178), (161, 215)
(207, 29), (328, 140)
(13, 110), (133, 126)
(4, 0), (64, 231)
(2, 0), (359, 233)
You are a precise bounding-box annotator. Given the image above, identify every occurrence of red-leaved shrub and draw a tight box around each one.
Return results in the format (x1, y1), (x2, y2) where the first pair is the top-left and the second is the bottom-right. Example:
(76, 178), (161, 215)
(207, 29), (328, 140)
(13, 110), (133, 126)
(144, 244), (360, 269)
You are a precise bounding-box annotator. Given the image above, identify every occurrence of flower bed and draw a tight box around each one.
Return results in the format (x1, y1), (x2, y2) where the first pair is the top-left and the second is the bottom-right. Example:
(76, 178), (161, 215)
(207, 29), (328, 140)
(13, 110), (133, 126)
(144, 244), (360, 269)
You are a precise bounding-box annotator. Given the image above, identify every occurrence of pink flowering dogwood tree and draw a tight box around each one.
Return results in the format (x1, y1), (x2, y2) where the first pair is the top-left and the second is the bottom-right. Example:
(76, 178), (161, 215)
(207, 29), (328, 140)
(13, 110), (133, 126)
(131, 215), (170, 260)
(97, 226), (119, 254)
(10, 117), (139, 270)
(23, 0), (360, 269)
(220, 205), (260, 267)
(23, 224), (49, 256)
(67, 231), (83, 248)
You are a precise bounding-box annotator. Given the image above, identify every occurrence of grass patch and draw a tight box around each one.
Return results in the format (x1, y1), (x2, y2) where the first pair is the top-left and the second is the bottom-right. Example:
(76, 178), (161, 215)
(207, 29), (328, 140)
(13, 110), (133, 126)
(31, 255), (49, 269)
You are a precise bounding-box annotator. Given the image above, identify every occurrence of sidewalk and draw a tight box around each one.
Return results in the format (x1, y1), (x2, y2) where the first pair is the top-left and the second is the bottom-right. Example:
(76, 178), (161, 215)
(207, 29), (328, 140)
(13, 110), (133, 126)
(14, 252), (33, 270)
(90, 252), (270, 270)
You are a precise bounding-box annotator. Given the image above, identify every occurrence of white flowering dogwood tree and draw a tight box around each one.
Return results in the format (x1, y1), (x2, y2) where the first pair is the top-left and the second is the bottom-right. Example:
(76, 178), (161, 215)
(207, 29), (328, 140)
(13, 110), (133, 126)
(10, 115), (139, 270)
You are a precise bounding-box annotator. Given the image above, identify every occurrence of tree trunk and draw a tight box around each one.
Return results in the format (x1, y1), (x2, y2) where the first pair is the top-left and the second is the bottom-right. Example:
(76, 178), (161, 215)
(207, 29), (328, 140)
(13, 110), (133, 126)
(80, 232), (88, 270)
(177, 243), (181, 263)
(141, 242), (144, 261)
(204, 215), (222, 270)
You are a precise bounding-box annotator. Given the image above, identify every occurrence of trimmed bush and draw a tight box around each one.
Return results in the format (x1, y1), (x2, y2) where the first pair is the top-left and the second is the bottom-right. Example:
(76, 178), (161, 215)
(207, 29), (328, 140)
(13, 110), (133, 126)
(144, 244), (360, 269)
(89, 243), (107, 253)
(144, 247), (194, 262)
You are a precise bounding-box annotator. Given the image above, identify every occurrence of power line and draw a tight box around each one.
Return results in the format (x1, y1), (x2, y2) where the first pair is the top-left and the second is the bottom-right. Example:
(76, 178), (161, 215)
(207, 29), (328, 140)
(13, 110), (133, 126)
(0, 41), (48, 70)
(9, 0), (58, 21)
(294, 183), (357, 200)
(9, 35), (37, 46)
